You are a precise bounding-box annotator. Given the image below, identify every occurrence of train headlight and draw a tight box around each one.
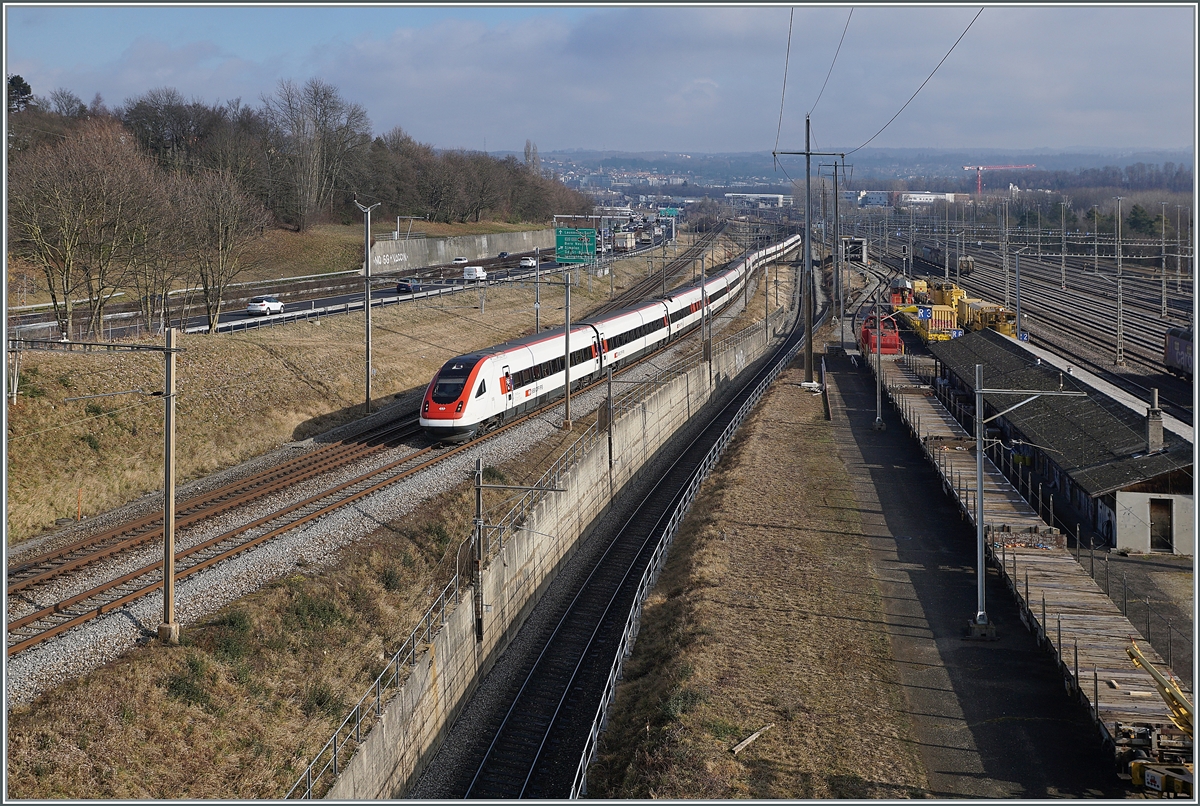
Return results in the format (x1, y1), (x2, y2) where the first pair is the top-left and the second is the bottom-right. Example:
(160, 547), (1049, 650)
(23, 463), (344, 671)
(423, 400), (429, 413)
(455, 401), (464, 413)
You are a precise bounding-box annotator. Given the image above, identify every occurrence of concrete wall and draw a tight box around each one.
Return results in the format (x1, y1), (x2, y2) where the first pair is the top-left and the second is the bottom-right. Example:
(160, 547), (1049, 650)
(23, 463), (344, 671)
(1114, 491), (1195, 555)
(325, 274), (787, 799)
(370, 230), (556, 273)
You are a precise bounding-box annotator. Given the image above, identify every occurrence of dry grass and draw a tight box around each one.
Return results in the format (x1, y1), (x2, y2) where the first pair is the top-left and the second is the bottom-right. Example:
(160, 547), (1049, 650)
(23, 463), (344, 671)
(7, 240), (690, 545)
(5, 230), (798, 799)
(584, 348), (929, 799)
(5, 486), (472, 798)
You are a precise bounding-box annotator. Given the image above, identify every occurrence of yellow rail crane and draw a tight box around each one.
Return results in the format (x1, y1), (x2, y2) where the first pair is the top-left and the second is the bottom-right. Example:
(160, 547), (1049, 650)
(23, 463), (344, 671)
(1119, 639), (1193, 797)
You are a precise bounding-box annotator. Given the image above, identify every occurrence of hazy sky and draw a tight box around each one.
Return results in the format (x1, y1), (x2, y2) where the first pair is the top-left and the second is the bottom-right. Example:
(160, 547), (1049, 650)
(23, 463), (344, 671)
(5, 4), (1196, 155)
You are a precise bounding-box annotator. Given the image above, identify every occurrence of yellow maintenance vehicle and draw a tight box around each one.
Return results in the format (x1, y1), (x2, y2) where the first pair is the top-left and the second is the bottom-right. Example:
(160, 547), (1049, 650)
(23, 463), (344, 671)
(958, 297), (1018, 338)
(1118, 640), (1193, 797)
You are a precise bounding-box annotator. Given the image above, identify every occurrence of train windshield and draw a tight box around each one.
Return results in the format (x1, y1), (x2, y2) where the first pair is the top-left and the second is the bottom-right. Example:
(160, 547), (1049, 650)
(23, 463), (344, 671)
(432, 359), (475, 403)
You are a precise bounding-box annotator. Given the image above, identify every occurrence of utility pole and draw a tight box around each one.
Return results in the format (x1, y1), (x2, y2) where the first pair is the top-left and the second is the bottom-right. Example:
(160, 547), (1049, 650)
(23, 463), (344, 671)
(1060, 201), (1068, 290)
(159, 327), (179, 645)
(944, 201), (950, 280)
(1093, 205), (1100, 274)
(967, 366), (1085, 639)
(908, 207), (914, 279)
(23, 335), (185, 643)
(1002, 201), (1010, 307)
(773, 117), (843, 384)
(1014, 247), (1028, 342)
(873, 283), (885, 431)
(1115, 196), (1125, 366)
(1161, 202), (1168, 318)
(534, 247), (541, 331)
(563, 264), (572, 428)
(355, 200), (381, 413)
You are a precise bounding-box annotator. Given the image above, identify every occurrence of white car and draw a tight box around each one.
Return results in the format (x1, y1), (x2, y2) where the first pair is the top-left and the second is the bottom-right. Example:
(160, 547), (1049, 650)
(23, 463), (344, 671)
(519, 257), (538, 268)
(452, 256), (468, 264)
(246, 296), (284, 315)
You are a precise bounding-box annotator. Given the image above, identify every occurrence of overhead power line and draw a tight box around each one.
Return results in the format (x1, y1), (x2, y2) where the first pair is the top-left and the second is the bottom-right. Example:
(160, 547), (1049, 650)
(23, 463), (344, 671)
(847, 7), (984, 156)
(809, 8), (854, 117)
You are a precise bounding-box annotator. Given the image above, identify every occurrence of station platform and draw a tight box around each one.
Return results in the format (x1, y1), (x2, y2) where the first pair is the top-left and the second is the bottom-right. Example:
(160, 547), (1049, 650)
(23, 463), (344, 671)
(851, 346), (1191, 769)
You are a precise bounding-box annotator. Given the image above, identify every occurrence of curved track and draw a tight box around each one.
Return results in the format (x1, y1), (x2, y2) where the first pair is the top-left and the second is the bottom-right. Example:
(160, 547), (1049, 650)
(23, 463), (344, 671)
(455, 263), (821, 798)
(6, 231), (777, 659)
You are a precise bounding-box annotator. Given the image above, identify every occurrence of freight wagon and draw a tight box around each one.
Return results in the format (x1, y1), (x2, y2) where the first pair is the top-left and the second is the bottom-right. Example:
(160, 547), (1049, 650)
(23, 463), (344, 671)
(1164, 327), (1193, 380)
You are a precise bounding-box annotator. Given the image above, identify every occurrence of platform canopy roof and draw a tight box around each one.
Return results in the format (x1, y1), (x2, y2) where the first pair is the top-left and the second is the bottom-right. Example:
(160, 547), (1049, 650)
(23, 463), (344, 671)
(928, 329), (1192, 498)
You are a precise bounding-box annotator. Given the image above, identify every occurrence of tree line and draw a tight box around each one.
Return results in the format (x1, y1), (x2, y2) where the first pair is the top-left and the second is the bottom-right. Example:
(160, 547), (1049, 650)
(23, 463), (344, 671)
(7, 75), (592, 335)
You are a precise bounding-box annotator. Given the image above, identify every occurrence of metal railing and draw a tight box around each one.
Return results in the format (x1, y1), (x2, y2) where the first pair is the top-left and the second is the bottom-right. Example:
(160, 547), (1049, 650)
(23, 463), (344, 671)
(570, 293), (812, 798)
(286, 576), (460, 799)
(285, 237), (801, 798)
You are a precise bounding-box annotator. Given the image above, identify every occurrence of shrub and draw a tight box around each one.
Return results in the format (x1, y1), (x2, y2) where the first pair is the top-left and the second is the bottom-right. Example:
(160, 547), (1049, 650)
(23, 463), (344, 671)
(164, 655), (212, 709)
(301, 679), (345, 717)
(379, 565), (402, 592)
(482, 465), (508, 484)
(78, 434), (100, 452)
(662, 686), (703, 720)
(286, 592), (343, 630)
(211, 609), (252, 661)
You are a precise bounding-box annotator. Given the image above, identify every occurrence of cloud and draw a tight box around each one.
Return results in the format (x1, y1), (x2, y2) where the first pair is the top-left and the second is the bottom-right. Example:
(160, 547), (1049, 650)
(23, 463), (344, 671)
(4, 5), (1193, 152)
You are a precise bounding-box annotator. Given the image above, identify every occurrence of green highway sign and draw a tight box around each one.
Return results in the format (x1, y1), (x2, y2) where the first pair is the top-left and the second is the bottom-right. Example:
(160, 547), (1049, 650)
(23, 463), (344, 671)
(658, 207), (680, 216)
(555, 227), (596, 264)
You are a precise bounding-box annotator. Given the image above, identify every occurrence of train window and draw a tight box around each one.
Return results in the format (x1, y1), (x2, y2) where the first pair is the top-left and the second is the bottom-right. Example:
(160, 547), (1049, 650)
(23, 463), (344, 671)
(475, 378), (487, 398)
(432, 359), (474, 403)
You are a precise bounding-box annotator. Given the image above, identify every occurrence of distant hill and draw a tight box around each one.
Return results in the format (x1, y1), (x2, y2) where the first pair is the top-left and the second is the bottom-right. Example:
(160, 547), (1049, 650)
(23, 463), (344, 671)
(543, 147), (1193, 183)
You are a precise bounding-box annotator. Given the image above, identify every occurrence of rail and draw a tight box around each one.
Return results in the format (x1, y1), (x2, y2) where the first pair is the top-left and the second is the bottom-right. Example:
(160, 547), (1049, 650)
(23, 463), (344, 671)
(284, 234), (800, 798)
(570, 292), (819, 797)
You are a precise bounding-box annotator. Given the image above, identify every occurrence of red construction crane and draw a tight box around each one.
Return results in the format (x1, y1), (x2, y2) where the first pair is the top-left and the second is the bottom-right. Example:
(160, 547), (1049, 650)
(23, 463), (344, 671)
(962, 164), (1037, 196)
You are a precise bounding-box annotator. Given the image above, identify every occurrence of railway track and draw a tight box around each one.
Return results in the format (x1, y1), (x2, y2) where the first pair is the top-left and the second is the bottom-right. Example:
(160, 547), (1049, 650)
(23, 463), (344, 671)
(444, 286), (823, 798)
(7, 233), (788, 659)
(902, 251), (1193, 424)
(7, 419), (421, 599)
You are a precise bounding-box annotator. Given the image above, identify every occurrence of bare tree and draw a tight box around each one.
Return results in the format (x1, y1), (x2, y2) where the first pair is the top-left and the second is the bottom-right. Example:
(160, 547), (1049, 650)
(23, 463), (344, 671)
(182, 170), (272, 332)
(123, 172), (191, 334)
(261, 78), (371, 231)
(49, 88), (86, 117)
(8, 118), (154, 337)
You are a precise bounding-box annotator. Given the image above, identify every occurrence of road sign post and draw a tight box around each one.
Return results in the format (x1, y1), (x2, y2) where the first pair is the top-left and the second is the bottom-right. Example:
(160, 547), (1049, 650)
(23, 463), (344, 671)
(556, 227), (596, 264)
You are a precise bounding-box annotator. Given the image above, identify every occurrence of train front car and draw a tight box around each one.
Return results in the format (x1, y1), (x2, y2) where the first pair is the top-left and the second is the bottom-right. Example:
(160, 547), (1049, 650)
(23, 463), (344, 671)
(420, 353), (491, 442)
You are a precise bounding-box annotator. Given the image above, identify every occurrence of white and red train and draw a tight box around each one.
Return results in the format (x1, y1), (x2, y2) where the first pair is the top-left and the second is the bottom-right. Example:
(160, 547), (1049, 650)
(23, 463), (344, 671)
(420, 236), (801, 442)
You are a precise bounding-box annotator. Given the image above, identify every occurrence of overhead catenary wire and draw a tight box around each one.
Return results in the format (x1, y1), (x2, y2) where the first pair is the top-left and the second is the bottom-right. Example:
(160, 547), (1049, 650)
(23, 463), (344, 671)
(846, 7), (984, 156)
(809, 7), (853, 118)
(773, 7), (795, 172)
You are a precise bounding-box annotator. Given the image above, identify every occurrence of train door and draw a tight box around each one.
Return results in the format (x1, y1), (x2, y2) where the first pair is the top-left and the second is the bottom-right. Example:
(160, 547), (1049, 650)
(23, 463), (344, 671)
(502, 365), (513, 414)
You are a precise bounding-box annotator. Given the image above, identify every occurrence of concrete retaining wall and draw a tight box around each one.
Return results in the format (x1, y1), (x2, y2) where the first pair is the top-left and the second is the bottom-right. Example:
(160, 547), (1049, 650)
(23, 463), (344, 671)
(325, 276), (786, 799)
(370, 229), (556, 272)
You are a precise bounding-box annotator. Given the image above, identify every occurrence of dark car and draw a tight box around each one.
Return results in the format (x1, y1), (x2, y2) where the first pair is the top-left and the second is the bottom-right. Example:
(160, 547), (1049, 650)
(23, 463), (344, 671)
(498, 252), (509, 259)
(396, 281), (414, 295)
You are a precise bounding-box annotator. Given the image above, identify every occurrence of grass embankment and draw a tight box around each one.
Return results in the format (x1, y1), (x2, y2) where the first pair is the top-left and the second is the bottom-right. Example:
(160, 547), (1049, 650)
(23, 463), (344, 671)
(585, 351), (928, 798)
(4, 231), (730, 545)
(5, 230), (773, 799)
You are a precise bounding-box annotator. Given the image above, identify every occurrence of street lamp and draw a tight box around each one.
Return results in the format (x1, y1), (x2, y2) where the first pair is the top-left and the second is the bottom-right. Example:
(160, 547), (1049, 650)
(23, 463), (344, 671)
(355, 199), (381, 413)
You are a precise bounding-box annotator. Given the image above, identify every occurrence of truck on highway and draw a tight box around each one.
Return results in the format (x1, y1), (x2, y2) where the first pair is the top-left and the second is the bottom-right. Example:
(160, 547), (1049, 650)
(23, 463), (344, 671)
(463, 266), (487, 281)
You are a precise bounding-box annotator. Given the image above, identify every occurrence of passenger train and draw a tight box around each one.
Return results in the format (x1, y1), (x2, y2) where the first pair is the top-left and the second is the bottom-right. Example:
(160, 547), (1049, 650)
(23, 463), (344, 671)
(420, 235), (802, 442)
